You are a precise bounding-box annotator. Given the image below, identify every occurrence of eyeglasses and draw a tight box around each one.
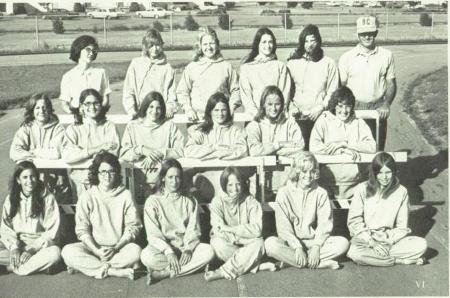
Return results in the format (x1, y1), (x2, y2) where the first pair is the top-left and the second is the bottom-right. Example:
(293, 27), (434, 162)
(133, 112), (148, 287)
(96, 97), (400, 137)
(84, 47), (98, 54)
(83, 102), (101, 108)
(99, 170), (117, 177)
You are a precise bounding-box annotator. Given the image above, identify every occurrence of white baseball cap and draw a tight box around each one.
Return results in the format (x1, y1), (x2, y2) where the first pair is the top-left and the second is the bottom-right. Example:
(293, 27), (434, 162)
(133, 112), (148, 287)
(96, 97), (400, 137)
(356, 16), (378, 34)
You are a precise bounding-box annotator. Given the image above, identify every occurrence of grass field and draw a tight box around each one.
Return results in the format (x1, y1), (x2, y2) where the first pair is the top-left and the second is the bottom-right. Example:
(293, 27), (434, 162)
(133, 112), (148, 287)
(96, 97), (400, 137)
(0, 59), (189, 109)
(402, 66), (448, 150)
(0, 3), (446, 52)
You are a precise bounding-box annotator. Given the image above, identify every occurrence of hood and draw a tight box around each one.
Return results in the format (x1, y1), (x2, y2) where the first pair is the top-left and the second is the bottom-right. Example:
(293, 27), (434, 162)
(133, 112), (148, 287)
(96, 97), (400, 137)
(91, 184), (126, 199)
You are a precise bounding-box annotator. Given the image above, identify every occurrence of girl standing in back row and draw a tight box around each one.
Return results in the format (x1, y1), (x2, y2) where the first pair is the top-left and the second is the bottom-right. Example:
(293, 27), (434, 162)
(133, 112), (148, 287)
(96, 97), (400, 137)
(177, 27), (240, 121)
(240, 27), (291, 117)
(123, 29), (178, 118)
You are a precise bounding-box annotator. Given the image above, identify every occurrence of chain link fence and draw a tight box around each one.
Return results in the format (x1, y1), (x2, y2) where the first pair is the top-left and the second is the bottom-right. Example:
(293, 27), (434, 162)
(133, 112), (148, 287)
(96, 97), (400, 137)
(0, 10), (447, 53)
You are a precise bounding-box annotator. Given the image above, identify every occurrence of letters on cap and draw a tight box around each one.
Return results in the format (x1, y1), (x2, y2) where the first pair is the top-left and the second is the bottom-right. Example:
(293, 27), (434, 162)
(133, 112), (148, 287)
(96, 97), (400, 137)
(356, 16), (378, 33)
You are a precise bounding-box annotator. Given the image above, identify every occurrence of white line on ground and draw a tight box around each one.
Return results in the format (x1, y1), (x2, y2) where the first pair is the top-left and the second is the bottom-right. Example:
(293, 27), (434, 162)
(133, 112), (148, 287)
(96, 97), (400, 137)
(236, 276), (248, 297)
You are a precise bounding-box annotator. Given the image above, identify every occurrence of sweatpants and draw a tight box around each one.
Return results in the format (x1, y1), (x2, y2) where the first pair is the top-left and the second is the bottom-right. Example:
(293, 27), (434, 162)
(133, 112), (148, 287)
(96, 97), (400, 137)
(61, 242), (141, 279)
(347, 236), (427, 267)
(0, 242), (61, 276)
(211, 237), (264, 279)
(265, 236), (349, 268)
(140, 243), (214, 276)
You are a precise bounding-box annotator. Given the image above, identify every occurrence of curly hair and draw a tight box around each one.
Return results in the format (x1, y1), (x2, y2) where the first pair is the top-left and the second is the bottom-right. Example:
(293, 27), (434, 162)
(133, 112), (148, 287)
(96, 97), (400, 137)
(193, 27), (221, 61)
(287, 151), (320, 183)
(254, 85), (285, 122)
(7, 161), (45, 220)
(72, 89), (109, 125)
(288, 24), (324, 62)
(88, 150), (123, 188)
(242, 27), (277, 64)
(134, 91), (166, 122)
(70, 35), (99, 63)
(197, 92), (233, 134)
(22, 93), (58, 127)
(327, 86), (356, 117)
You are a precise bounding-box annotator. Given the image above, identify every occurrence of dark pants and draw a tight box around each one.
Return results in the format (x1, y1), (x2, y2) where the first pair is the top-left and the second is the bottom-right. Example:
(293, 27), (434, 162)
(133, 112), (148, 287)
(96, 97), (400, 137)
(295, 118), (315, 151)
(355, 99), (388, 151)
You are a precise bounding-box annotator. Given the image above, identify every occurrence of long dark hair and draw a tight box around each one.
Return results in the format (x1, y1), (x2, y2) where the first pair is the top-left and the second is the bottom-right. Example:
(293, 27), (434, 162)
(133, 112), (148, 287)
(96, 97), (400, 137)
(242, 27), (277, 64)
(156, 158), (184, 194)
(88, 151), (123, 189)
(134, 91), (166, 122)
(72, 89), (109, 125)
(366, 152), (399, 198)
(288, 24), (324, 62)
(22, 93), (58, 127)
(254, 85), (285, 122)
(197, 92), (233, 134)
(327, 86), (355, 117)
(8, 161), (45, 220)
(70, 35), (99, 63)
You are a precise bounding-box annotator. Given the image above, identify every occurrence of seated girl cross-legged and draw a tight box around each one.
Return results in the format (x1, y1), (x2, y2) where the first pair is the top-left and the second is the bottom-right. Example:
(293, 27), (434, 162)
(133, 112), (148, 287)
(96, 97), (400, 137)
(205, 167), (276, 282)
(265, 152), (349, 270)
(347, 152), (427, 267)
(140, 159), (214, 285)
(61, 152), (143, 280)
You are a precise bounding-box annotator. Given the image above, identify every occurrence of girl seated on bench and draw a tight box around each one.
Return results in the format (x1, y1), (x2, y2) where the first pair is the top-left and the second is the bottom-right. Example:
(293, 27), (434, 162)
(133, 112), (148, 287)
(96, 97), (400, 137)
(140, 158), (214, 285)
(347, 152), (427, 266)
(62, 152), (142, 280)
(309, 86), (376, 200)
(205, 167), (276, 281)
(0, 161), (61, 276)
(184, 92), (248, 202)
(120, 91), (185, 202)
(62, 88), (120, 202)
(265, 151), (349, 270)
(10, 93), (69, 202)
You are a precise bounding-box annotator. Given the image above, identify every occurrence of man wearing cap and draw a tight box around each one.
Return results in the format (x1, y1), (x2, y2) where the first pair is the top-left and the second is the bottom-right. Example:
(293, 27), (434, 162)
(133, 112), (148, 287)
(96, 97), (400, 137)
(339, 15), (396, 150)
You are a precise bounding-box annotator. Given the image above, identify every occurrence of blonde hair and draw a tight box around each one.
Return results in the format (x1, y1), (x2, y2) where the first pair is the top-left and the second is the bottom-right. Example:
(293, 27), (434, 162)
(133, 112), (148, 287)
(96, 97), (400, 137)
(193, 26), (221, 61)
(287, 151), (320, 183)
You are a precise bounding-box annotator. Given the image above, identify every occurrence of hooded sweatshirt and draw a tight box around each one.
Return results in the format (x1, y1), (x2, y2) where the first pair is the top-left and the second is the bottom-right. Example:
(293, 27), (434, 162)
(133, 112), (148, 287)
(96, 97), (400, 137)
(309, 111), (376, 185)
(10, 119), (65, 162)
(184, 123), (248, 160)
(239, 55), (291, 117)
(0, 188), (60, 251)
(209, 194), (262, 245)
(120, 118), (185, 163)
(176, 56), (240, 114)
(75, 185), (142, 246)
(246, 116), (304, 157)
(122, 55), (177, 116)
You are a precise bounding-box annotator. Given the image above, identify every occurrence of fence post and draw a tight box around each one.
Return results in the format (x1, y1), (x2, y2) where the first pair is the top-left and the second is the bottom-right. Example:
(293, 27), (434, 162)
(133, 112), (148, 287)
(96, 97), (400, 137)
(385, 11), (388, 40)
(170, 13), (173, 46)
(103, 17), (107, 45)
(35, 16), (39, 48)
(284, 13), (287, 44)
(228, 15), (231, 45)
(337, 13), (340, 41)
(431, 12), (434, 36)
